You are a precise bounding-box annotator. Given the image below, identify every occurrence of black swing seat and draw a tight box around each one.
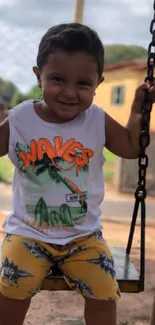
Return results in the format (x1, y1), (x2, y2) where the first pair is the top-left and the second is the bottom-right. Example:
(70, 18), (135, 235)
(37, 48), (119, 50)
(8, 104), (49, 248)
(41, 247), (140, 294)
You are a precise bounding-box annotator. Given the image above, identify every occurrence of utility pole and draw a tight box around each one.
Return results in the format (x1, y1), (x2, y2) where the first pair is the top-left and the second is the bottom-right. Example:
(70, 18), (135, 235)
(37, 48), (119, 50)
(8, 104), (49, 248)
(75, 0), (84, 23)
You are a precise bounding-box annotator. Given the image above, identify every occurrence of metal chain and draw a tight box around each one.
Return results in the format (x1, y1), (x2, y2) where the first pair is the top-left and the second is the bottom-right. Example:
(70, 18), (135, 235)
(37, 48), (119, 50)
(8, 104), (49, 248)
(126, 2), (155, 291)
(135, 0), (155, 201)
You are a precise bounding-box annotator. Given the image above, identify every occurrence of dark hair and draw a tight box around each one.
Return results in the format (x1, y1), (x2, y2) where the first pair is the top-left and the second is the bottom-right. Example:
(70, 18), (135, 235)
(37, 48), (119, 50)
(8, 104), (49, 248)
(37, 23), (104, 78)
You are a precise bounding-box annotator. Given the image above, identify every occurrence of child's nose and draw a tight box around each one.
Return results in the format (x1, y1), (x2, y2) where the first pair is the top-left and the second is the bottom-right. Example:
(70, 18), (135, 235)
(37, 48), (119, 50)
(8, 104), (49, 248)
(62, 85), (77, 99)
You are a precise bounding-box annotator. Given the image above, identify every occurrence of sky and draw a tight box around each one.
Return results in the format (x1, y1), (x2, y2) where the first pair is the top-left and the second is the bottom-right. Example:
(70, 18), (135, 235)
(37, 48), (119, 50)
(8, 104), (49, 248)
(0, 0), (153, 92)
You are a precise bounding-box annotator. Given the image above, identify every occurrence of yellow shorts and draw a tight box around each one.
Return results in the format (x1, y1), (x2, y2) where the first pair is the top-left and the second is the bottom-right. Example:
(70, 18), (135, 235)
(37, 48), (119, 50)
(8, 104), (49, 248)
(0, 231), (120, 301)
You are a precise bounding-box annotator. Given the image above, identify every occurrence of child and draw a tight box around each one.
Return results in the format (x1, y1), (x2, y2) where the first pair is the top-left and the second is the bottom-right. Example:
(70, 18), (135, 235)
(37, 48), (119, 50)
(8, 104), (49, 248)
(0, 23), (154, 325)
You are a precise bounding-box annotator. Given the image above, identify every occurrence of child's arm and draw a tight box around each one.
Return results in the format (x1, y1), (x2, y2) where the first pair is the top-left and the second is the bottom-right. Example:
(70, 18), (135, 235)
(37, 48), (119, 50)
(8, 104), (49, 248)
(0, 118), (9, 157)
(105, 82), (152, 159)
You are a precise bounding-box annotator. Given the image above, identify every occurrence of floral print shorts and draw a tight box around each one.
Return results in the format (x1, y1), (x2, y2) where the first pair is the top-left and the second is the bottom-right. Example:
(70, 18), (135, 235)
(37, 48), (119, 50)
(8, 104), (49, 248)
(0, 231), (120, 300)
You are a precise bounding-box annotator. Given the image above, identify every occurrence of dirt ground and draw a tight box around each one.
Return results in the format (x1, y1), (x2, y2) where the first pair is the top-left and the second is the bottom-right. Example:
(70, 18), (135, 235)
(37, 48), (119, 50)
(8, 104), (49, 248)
(0, 214), (154, 325)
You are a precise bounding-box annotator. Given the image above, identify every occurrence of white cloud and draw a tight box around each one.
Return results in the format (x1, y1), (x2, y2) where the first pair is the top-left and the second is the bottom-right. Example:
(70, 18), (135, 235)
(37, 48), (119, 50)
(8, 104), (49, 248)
(0, 0), (14, 5)
(0, 0), (154, 91)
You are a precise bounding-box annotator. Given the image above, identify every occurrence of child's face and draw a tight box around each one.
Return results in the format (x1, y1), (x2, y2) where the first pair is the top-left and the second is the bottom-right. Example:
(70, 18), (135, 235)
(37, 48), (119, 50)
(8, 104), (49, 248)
(34, 50), (102, 122)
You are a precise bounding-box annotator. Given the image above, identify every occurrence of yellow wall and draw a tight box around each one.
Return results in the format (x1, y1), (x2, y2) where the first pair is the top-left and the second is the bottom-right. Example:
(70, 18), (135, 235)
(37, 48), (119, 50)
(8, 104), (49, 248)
(94, 66), (155, 131)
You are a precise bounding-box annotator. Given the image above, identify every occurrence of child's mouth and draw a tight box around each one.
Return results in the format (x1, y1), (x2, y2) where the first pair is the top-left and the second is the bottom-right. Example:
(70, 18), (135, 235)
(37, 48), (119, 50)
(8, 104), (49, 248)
(57, 101), (79, 106)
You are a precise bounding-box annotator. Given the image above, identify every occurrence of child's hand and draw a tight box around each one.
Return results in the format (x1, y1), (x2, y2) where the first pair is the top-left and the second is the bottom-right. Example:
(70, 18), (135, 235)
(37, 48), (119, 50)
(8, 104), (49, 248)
(132, 80), (155, 114)
(148, 78), (155, 102)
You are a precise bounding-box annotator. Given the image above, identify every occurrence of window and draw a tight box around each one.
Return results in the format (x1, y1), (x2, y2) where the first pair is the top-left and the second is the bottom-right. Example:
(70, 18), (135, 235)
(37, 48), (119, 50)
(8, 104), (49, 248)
(111, 86), (125, 106)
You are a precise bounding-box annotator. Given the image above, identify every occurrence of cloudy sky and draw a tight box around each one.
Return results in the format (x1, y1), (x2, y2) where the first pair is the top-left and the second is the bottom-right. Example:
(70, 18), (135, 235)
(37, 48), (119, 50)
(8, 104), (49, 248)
(0, 0), (153, 92)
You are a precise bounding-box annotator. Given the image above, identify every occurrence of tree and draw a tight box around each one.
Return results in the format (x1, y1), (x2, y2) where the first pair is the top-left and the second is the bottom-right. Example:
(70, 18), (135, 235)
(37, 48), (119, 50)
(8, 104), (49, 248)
(10, 90), (29, 108)
(27, 85), (42, 100)
(10, 85), (41, 108)
(0, 77), (17, 108)
(104, 44), (147, 66)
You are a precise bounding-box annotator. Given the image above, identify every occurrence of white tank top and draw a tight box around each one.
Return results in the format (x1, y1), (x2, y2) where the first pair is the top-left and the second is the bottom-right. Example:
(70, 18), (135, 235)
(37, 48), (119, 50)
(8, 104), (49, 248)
(3, 100), (106, 244)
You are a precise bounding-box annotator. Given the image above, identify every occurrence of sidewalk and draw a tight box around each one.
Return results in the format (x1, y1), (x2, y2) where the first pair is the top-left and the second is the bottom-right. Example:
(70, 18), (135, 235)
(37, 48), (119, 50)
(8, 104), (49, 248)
(1, 182), (155, 202)
(0, 182), (154, 224)
(0, 182), (137, 200)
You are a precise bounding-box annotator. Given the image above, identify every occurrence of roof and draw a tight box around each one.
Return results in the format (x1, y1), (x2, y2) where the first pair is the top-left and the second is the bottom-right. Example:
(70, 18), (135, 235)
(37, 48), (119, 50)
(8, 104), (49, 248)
(104, 59), (147, 72)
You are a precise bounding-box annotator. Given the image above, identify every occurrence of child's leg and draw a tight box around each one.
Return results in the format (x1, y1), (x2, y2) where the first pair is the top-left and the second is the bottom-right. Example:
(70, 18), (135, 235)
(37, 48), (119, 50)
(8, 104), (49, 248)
(0, 234), (52, 325)
(150, 295), (155, 325)
(84, 296), (116, 325)
(59, 231), (120, 325)
(0, 293), (31, 325)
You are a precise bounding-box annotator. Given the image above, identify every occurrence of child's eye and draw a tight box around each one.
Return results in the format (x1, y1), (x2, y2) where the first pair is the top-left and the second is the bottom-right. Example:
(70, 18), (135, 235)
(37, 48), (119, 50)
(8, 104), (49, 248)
(51, 76), (65, 83)
(78, 81), (90, 87)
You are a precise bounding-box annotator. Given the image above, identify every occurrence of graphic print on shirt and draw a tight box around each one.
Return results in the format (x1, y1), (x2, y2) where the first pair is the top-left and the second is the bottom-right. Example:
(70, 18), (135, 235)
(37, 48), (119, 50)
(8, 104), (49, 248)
(15, 136), (94, 231)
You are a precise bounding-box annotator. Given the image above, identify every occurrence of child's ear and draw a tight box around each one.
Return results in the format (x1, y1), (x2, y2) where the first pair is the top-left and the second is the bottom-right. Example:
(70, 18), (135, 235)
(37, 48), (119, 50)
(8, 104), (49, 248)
(33, 66), (42, 88)
(98, 76), (104, 85)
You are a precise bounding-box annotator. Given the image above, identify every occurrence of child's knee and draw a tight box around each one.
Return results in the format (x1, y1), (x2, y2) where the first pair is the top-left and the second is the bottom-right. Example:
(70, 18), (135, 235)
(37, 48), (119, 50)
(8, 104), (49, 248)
(85, 296), (116, 309)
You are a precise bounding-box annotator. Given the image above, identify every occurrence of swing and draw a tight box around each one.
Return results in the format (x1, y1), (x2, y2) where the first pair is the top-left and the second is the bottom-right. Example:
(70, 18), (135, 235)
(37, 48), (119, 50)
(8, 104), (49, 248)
(39, 1), (155, 294)
(0, 1), (154, 295)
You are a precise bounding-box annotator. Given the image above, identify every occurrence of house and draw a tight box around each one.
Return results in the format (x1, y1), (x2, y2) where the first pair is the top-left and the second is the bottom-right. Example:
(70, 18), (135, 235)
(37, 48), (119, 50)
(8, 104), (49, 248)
(94, 60), (155, 131)
(94, 60), (155, 196)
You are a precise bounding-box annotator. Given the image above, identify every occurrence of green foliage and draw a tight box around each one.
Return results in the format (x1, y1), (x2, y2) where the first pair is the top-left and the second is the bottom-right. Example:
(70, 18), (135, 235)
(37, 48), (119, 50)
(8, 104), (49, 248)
(27, 85), (42, 100)
(103, 148), (116, 165)
(103, 149), (116, 183)
(0, 77), (17, 107)
(0, 156), (14, 183)
(104, 169), (114, 183)
(10, 85), (41, 108)
(104, 44), (147, 66)
(10, 91), (29, 108)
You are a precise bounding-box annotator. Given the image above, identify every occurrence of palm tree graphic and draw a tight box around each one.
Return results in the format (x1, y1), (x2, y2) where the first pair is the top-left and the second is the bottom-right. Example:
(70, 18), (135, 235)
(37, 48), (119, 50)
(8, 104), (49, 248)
(16, 143), (88, 228)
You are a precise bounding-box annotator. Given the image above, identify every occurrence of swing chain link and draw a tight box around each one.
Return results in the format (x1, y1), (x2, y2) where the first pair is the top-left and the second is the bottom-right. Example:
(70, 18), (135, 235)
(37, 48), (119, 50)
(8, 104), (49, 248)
(135, 0), (155, 201)
(126, 1), (155, 291)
